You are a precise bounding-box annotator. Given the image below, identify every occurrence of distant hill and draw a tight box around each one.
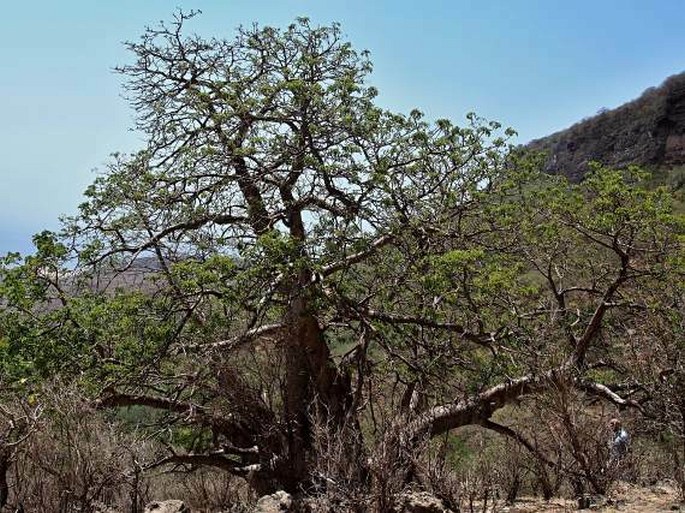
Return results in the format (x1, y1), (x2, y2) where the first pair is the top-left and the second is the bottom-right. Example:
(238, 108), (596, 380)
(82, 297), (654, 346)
(528, 71), (685, 182)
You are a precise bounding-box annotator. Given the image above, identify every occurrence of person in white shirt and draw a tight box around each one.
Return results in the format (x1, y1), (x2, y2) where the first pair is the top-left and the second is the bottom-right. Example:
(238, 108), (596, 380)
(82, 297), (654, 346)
(608, 418), (630, 461)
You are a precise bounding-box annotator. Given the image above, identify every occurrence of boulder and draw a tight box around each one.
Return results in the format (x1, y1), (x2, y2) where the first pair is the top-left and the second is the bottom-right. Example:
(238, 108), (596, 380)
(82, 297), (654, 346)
(254, 490), (293, 513)
(397, 491), (454, 513)
(144, 500), (190, 513)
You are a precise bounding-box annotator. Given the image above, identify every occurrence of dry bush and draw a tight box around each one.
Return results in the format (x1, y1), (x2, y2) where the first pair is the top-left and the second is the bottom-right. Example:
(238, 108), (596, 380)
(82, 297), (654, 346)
(8, 387), (152, 512)
(634, 418), (685, 501)
(437, 427), (551, 513)
(627, 433), (672, 487)
(7, 385), (258, 512)
(452, 432), (502, 513)
(0, 396), (42, 510)
(305, 417), (370, 512)
(637, 357), (685, 500)
(495, 438), (532, 504)
(144, 467), (251, 513)
(411, 433), (463, 511)
(526, 385), (630, 497)
(407, 427), (510, 513)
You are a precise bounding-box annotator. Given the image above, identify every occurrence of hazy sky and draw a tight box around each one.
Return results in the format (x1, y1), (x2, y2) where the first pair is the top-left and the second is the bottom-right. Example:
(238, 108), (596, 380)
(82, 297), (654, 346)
(1, 0), (684, 254)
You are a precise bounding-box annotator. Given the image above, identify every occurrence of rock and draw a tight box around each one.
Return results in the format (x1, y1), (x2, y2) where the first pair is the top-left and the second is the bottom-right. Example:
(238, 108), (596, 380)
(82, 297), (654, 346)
(576, 494), (610, 510)
(651, 484), (673, 495)
(397, 491), (454, 513)
(254, 490), (293, 513)
(144, 500), (190, 513)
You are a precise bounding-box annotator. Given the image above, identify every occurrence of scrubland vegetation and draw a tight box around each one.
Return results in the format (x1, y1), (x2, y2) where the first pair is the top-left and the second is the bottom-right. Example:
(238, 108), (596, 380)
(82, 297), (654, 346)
(1, 13), (684, 512)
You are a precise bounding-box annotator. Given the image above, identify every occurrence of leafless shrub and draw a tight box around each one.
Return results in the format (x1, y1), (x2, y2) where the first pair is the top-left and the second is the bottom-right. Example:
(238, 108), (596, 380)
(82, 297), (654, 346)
(412, 433), (462, 511)
(529, 384), (625, 496)
(9, 386), (151, 512)
(307, 417), (370, 512)
(144, 467), (251, 512)
(0, 395), (42, 510)
(496, 437), (531, 504)
(448, 430), (503, 513)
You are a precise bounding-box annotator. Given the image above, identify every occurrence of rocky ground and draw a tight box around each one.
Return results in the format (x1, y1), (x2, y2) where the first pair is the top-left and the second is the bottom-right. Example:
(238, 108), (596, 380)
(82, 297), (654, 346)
(97, 481), (683, 512)
(501, 482), (683, 513)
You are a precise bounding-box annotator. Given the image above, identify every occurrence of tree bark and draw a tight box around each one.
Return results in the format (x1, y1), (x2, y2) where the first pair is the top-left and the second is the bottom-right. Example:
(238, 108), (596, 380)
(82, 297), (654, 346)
(281, 287), (354, 491)
(0, 452), (9, 510)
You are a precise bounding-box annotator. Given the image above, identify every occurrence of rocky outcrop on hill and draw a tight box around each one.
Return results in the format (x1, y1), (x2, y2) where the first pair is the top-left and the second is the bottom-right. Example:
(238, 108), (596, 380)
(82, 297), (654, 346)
(528, 71), (685, 181)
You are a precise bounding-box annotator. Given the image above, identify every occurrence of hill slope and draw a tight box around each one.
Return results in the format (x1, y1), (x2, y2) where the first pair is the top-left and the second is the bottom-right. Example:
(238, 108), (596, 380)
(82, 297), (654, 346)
(528, 71), (685, 181)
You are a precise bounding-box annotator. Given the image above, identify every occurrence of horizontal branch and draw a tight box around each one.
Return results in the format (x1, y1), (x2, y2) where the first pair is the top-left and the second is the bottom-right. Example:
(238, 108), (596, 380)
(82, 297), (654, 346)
(94, 393), (242, 437)
(408, 363), (645, 443)
(578, 381), (644, 412)
(179, 323), (285, 353)
(92, 212), (248, 263)
(145, 452), (260, 477)
(361, 308), (492, 347)
(95, 393), (189, 414)
(407, 373), (542, 439)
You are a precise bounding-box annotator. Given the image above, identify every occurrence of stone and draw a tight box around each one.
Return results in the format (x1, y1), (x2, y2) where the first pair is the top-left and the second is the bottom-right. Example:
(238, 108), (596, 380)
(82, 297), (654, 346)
(254, 490), (293, 513)
(144, 500), (190, 513)
(397, 491), (454, 513)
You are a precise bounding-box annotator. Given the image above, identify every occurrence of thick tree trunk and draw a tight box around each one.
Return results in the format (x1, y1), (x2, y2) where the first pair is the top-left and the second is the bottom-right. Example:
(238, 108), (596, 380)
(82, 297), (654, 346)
(280, 287), (354, 491)
(0, 452), (9, 510)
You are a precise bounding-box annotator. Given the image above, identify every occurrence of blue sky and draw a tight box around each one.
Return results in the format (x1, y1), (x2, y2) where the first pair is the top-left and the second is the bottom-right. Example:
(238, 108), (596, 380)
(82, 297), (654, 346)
(1, 0), (683, 255)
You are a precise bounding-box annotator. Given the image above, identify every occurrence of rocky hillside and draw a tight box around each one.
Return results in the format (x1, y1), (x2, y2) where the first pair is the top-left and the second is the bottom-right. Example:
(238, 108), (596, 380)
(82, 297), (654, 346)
(528, 71), (685, 181)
